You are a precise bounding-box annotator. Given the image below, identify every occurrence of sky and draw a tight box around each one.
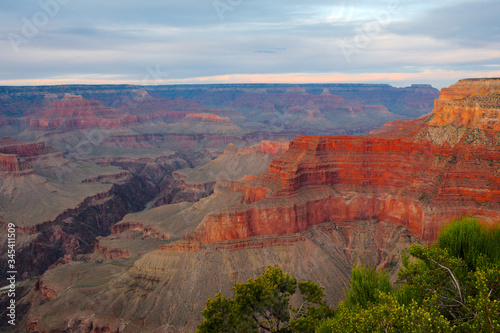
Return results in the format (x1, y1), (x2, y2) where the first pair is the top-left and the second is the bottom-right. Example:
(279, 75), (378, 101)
(0, 0), (499, 88)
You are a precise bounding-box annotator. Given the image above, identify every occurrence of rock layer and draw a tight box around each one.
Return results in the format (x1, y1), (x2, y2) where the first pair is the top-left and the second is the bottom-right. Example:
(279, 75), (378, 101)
(0, 137), (59, 176)
(429, 78), (500, 131)
(167, 79), (500, 251)
(26, 220), (417, 333)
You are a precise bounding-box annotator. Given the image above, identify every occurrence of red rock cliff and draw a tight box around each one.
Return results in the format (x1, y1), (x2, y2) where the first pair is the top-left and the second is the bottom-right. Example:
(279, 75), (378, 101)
(25, 94), (140, 131)
(0, 137), (59, 175)
(429, 78), (500, 131)
(165, 79), (500, 250)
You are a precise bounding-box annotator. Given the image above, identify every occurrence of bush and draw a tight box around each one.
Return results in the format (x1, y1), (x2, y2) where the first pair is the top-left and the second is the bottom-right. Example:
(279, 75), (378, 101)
(344, 265), (392, 309)
(438, 216), (500, 271)
(317, 293), (452, 333)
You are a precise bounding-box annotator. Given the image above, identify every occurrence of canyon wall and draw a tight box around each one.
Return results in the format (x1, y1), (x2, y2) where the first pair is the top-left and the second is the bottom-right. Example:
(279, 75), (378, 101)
(0, 137), (60, 176)
(168, 79), (499, 252)
(429, 78), (500, 131)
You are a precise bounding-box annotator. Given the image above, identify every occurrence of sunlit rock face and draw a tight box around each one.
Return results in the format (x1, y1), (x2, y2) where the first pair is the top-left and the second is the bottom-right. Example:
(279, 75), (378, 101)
(169, 78), (500, 250)
(429, 79), (500, 131)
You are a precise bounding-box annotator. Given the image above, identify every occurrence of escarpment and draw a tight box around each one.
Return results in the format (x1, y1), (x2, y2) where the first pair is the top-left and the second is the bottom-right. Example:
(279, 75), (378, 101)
(0, 137), (60, 176)
(429, 78), (500, 131)
(167, 78), (500, 250)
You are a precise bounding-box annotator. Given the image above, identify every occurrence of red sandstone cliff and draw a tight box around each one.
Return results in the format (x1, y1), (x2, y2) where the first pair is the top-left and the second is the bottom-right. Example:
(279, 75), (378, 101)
(24, 94), (146, 131)
(0, 137), (56, 156)
(164, 79), (500, 251)
(0, 137), (59, 175)
(429, 78), (500, 131)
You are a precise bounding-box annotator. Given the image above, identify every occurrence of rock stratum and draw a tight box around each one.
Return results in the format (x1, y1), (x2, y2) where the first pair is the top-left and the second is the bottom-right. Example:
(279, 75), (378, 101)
(171, 79), (499, 252)
(429, 78), (500, 131)
(0, 137), (59, 176)
(1, 84), (438, 142)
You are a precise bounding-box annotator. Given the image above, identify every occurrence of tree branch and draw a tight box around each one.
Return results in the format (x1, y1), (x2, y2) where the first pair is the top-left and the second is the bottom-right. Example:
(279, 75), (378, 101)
(427, 257), (464, 304)
(252, 314), (271, 332)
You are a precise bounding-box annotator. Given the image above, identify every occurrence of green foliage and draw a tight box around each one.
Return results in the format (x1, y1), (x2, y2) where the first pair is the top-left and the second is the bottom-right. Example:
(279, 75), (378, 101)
(317, 293), (452, 333)
(398, 243), (472, 318)
(233, 266), (297, 332)
(197, 266), (332, 333)
(398, 218), (500, 329)
(438, 216), (500, 271)
(464, 268), (500, 332)
(198, 293), (249, 333)
(344, 265), (392, 309)
(317, 216), (500, 333)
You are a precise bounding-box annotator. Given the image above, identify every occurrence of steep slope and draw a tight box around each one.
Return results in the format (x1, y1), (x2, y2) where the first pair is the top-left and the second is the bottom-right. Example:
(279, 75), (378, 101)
(0, 137), (58, 176)
(429, 78), (500, 131)
(150, 139), (289, 208)
(0, 137), (162, 282)
(95, 140), (290, 258)
(25, 220), (416, 333)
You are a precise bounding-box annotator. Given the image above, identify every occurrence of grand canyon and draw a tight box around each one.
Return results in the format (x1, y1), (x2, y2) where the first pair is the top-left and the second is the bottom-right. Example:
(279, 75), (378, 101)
(0, 78), (498, 331)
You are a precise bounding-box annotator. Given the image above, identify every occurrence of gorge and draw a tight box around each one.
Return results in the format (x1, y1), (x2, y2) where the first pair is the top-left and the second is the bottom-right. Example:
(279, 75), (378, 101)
(1, 79), (499, 332)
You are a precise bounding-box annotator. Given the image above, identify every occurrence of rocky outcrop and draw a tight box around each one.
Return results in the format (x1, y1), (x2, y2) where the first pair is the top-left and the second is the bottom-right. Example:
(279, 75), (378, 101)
(81, 171), (130, 183)
(26, 94), (126, 130)
(175, 135), (498, 247)
(0, 137), (60, 176)
(169, 113), (242, 134)
(114, 92), (246, 123)
(150, 140), (289, 208)
(0, 137), (56, 156)
(429, 78), (500, 131)
(0, 153), (30, 174)
(164, 79), (500, 251)
(94, 242), (131, 259)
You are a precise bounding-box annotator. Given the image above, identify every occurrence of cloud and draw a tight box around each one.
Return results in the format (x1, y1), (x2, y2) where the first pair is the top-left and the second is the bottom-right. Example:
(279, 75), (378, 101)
(0, 0), (498, 87)
(387, 0), (500, 46)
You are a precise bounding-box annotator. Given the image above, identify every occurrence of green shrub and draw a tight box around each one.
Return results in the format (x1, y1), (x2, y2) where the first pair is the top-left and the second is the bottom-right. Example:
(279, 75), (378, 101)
(438, 216), (500, 271)
(344, 265), (392, 309)
(317, 293), (452, 333)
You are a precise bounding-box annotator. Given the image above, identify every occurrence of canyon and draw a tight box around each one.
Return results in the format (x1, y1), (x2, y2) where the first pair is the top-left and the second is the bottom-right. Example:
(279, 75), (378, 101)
(2, 80), (499, 332)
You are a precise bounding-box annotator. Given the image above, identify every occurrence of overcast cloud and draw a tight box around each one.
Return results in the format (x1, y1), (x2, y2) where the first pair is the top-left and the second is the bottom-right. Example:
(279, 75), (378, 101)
(0, 0), (499, 88)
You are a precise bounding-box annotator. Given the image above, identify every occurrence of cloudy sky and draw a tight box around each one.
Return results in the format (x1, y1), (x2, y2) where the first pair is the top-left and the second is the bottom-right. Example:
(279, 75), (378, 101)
(1, 0), (499, 88)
